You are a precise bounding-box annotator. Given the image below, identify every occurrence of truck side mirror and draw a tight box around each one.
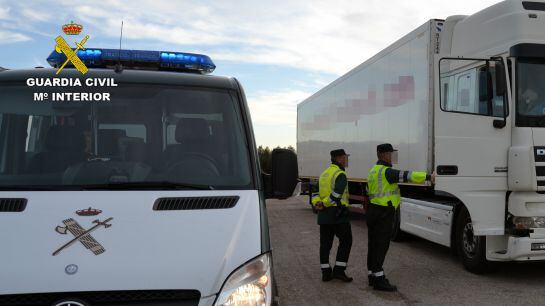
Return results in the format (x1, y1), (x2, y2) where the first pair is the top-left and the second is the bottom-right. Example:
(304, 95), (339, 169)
(495, 61), (507, 96)
(493, 59), (508, 129)
(478, 68), (492, 103)
(265, 148), (299, 199)
(493, 119), (507, 128)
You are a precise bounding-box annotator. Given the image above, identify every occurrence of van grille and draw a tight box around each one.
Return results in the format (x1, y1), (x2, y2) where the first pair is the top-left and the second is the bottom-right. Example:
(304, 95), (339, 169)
(0, 198), (27, 212)
(0, 290), (200, 306)
(153, 196), (239, 211)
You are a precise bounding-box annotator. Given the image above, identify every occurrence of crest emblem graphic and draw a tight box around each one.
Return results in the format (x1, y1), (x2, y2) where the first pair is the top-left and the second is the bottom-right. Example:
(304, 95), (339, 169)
(53, 216), (113, 256)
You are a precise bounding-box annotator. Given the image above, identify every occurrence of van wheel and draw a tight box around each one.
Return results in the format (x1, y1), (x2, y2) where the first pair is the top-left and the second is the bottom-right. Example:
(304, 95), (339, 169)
(391, 208), (407, 241)
(455, 207), (496, 274)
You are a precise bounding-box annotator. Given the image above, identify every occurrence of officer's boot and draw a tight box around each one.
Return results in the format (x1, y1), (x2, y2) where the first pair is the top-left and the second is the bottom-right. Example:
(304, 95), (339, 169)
(332, 265), (353, 282)
(368, 273), (375, 287)
(321, 267), (333, 282)
(373, 275), (397, 292)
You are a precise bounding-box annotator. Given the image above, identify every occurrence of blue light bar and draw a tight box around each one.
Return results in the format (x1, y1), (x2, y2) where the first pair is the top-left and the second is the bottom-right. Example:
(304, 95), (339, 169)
(46, 48), (216, 74)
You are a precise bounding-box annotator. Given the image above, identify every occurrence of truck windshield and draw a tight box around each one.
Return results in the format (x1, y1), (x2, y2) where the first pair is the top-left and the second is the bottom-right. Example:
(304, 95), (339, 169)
(0, 84), (252, 190)
(516, 59), (545, 126)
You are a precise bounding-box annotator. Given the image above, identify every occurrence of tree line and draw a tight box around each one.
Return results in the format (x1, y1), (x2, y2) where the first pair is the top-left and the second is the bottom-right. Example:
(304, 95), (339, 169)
(258, 145), (295, 173)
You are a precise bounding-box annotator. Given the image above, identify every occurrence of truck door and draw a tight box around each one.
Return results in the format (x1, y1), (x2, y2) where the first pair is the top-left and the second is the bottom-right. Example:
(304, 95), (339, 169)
(434, 57), (511, 235)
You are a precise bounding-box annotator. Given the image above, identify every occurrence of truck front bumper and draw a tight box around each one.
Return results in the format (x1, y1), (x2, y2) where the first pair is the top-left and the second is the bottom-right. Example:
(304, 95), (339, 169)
(488, 234), (545, 261)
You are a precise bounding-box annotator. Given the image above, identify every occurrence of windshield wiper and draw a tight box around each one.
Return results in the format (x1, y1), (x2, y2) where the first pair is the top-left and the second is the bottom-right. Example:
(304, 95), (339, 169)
(0, 185), (85, 191)
(80, 181), (215, 191)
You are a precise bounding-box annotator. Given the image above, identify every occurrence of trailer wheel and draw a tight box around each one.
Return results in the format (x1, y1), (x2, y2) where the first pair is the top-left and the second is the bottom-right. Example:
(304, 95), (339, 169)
(455, 207), (496, 274)
(391, 207), (407, 241)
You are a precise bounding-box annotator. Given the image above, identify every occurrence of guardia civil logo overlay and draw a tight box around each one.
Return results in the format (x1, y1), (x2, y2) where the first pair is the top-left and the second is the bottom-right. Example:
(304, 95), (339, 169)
(54, 21), (90, 75)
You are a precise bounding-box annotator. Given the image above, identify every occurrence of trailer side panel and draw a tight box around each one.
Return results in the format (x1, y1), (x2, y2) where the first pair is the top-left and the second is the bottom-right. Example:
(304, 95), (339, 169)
(298, 20), (440, 180)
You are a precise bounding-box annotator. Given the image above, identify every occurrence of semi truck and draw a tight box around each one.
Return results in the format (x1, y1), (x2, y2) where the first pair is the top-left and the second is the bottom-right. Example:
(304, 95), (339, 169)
(297, 0), (545, 273)
(0, 48), (298, 305)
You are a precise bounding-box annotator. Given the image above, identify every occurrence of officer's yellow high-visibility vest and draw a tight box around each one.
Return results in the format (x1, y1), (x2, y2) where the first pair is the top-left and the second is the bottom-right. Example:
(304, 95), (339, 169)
(367, 164), (427, 209)
(311, 164), (349, 207)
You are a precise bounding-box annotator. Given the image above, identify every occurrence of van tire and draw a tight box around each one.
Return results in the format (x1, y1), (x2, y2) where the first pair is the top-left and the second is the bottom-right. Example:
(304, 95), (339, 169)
(455, 207), (497, 274)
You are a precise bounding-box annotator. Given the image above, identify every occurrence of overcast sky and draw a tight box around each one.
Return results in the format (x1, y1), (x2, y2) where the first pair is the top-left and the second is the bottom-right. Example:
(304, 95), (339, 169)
(0, 0), (501, 148)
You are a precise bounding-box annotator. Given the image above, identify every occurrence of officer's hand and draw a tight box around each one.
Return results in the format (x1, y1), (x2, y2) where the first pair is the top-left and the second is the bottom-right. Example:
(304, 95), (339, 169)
(431, 171), (436, 185)
(315, 202), (325, 211)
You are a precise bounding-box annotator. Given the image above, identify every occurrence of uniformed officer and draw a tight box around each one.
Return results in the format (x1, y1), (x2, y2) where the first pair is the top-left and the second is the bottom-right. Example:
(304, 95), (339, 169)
(366, 143), (434, 291)
(311, 149), (353, 282)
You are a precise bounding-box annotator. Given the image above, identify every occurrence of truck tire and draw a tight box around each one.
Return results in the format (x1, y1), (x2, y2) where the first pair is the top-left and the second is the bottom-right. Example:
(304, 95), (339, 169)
(455, 207), (496, 274)
(391, 207), (407, 241)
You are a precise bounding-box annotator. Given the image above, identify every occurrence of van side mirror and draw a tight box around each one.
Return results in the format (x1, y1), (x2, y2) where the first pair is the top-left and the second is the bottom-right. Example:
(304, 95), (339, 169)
(265, 149), (299, 199)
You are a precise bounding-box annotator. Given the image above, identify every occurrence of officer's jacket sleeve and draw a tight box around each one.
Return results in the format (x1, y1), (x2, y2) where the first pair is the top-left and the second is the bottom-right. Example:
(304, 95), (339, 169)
(330, 173), (347, 204)
(311, 194), (321, 205)
(385, 168), (430, 184)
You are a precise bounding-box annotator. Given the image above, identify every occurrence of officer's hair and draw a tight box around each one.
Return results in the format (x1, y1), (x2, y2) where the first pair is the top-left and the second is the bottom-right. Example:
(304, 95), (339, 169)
(377, 152), (386, 159)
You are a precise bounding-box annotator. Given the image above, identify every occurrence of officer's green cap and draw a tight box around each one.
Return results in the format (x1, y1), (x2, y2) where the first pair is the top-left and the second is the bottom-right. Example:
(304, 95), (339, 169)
(377, 143), (397, 153)
(330, 149), (349, 158)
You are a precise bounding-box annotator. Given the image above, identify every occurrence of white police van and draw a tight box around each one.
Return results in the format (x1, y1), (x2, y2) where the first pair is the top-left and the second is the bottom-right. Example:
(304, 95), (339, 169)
(0, 48), (298, 306)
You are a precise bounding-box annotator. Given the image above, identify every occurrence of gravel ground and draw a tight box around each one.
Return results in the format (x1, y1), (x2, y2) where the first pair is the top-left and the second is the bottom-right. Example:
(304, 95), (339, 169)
(267, 196), (545, 306)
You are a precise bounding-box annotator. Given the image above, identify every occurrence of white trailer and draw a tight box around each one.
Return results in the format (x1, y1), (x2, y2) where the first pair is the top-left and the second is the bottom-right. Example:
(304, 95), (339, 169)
(297, 0), (545, 273)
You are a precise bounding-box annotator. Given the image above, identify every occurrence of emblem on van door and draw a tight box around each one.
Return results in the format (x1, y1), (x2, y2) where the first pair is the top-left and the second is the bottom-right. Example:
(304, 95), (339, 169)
(53, 217), (113, 256)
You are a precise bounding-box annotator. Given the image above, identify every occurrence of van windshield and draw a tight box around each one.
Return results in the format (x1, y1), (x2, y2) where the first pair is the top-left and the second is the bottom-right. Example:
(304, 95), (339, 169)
(0, 84), (252, 190)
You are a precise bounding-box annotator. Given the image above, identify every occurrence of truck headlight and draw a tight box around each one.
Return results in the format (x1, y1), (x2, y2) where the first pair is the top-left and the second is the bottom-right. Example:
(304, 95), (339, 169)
(215, 253), (272, 306)
(512, 216), (545, 229)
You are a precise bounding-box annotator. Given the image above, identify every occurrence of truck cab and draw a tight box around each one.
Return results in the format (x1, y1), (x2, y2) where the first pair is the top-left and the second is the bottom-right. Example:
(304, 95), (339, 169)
(0, 49), (298, 305)
(434, 0), (545, 270)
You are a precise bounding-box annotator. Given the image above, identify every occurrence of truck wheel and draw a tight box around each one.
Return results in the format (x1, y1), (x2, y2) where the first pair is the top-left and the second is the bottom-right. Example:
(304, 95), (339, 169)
(455, 207), (496, 274)
(391, 207), (407, 241)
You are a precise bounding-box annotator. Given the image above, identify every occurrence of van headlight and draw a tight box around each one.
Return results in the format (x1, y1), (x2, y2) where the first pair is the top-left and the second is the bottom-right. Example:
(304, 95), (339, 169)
(512, 216), (545, 229)
(215, 253), (272, 306)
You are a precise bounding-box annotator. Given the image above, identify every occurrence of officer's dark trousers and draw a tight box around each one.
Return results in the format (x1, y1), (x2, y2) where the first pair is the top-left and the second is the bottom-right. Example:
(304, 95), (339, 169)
(320, 222), (352, 267)
(366, 203), (395, 274)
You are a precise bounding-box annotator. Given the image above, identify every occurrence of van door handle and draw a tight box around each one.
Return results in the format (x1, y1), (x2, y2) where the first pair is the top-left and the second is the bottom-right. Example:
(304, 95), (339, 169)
(437, 165), (458, 175)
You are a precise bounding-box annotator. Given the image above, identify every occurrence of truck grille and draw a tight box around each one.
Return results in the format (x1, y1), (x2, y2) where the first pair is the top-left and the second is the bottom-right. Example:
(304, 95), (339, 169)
(0, 290), (200, 306)
(534, 146), (545, 190)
